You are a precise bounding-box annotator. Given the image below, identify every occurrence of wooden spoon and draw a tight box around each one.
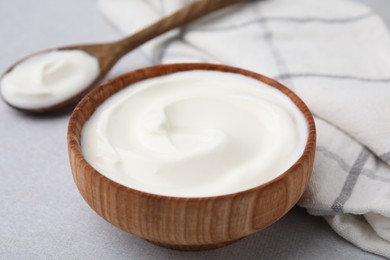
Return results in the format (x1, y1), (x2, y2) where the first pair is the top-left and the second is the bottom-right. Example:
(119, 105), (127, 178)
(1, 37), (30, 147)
(0, 0), (244, 113)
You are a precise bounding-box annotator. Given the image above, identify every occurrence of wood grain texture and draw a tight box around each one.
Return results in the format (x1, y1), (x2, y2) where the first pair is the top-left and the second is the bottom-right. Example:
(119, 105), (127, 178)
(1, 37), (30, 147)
(0, 0), (244, 114)
(67, 63), (316, 250)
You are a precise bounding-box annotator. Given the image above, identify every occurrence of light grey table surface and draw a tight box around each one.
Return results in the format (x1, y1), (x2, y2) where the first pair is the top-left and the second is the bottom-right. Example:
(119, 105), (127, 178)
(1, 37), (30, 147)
(0, 0), (388, 259)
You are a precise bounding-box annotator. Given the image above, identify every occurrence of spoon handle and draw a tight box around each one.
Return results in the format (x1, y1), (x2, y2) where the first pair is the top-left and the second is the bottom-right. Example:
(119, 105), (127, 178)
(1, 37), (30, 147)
(113, 0), (245, 57)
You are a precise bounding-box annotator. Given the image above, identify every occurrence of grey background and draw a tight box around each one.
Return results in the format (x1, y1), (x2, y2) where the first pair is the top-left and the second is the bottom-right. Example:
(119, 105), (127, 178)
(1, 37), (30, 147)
(0, 0), (388, 259)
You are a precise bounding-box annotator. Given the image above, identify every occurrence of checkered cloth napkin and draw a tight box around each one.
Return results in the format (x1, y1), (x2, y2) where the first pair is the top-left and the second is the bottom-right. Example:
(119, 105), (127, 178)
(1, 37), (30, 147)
(99, 0), (390, 257)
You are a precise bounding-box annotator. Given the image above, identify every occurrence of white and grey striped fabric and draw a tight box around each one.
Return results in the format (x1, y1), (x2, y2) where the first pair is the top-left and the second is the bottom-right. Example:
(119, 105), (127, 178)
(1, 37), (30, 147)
(99, 0), (390, 257)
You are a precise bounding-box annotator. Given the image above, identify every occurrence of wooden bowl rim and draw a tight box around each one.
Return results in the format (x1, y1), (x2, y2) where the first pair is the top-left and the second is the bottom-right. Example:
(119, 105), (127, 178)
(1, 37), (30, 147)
(68, 63), (316, 201)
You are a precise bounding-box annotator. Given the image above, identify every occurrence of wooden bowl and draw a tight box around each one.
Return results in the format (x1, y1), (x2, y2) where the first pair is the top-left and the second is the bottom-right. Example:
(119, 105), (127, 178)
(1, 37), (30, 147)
(67, 63), (316, 250)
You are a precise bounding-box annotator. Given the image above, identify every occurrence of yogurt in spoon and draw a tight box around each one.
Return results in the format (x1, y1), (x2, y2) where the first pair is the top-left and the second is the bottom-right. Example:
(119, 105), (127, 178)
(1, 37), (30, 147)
(1, 50), (99, 110)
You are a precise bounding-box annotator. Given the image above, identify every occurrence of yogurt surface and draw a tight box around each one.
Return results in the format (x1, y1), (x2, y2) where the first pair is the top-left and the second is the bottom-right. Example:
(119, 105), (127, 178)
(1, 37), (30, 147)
(81, 70), (308, 197)
(1, 50), (99, 109)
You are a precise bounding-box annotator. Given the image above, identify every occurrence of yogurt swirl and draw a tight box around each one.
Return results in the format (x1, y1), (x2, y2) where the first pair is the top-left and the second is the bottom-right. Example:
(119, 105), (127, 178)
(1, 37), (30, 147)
(82, 70), (308, 197)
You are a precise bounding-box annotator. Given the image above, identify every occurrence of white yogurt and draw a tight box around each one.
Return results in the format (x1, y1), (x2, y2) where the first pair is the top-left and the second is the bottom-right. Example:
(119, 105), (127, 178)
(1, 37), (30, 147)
(81, 70), (308, 197)
(1, 50), (99, 109)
